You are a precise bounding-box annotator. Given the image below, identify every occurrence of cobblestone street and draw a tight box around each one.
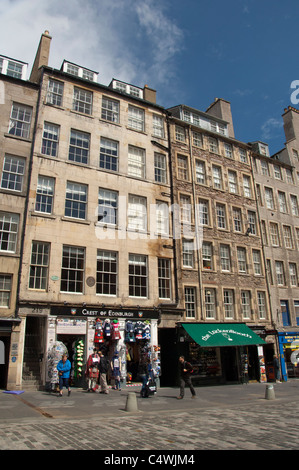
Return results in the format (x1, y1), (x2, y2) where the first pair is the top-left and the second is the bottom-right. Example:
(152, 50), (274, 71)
(1, 382), (299, 452)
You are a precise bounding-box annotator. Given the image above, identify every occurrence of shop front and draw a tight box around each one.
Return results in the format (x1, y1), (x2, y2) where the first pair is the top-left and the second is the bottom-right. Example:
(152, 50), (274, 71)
(46, 306), (160, 391)
(176, 323), (267, 385)
(277, 329), (299, 381)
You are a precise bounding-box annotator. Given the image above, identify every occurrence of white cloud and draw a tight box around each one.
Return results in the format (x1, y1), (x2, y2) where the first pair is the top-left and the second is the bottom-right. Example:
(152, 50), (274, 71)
(0, 0), (184, 92)
(261, 118), (283, 140)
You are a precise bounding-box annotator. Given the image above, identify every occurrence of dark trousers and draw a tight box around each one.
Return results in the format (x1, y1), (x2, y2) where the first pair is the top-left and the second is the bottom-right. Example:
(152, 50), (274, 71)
(180, 375), (195, 397)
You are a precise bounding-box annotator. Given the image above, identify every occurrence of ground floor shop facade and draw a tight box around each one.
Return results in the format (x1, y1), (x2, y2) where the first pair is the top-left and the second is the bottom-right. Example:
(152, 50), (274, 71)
(277, 329), (299, 382)
(158, 323), (277, 387)
(3, 305), (160, 391)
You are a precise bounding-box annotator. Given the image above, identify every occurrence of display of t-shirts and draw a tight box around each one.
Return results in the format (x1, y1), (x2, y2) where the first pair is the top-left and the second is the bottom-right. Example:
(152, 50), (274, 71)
(111, 319), (121, 340)
(94, 318), (104, 343)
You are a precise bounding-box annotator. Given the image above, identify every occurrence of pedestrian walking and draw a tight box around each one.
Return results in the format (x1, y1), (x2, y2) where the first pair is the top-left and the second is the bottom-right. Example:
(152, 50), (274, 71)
(98, 351), (109, 394)
(111, 351), (121, 391)
(273, 354), (281, 383)
(177, 355), (196, 399)
(57, 353), (72, 397)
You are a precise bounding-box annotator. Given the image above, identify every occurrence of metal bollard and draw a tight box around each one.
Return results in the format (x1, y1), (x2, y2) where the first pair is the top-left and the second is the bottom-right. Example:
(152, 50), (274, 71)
(125, 392), (139, 412)
(265, 384), (275, 400)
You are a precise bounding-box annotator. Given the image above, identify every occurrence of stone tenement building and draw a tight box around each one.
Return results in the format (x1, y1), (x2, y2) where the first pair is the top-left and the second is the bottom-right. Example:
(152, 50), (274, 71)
(0, 32), (298, 390)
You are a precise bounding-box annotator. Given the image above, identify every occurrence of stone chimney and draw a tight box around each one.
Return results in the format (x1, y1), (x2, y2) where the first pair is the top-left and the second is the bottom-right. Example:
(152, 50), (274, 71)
(206, 98), (235, 138)
(29, 30), (52, 83)
(143, 84), (156, 104)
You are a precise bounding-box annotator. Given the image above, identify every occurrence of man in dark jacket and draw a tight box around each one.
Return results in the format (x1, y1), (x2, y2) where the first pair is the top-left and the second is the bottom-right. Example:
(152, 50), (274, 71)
(98, 351), (109, 394)
(177, 355), (196, 399)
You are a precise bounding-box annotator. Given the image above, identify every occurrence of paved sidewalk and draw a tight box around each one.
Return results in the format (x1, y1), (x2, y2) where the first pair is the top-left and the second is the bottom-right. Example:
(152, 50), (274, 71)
(0, 380), (298, 421)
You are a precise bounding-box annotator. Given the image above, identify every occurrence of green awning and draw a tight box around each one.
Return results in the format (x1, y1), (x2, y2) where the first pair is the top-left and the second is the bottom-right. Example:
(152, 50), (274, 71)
(182, 323), (266, 347)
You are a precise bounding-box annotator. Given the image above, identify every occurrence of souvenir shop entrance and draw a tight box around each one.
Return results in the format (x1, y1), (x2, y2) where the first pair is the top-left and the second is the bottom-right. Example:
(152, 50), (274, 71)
(46, 306), (160, 390)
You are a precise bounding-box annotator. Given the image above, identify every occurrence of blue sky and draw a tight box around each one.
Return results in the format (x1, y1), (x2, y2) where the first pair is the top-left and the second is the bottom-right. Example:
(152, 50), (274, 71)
(1, 0), (298, 154)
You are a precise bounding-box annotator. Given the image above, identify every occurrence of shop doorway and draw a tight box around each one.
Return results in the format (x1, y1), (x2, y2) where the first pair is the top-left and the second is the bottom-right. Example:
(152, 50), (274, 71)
(57, 334), (85, 387)
(221, 347), (238, 382)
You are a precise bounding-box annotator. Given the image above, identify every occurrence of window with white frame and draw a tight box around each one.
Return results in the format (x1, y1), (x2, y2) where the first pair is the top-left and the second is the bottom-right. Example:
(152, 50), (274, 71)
(216, 203), (226, 229)
(60, 245), (85, 293)
(184, 286), (196, 318)
(180, 194), (192, 224)
(247, 211), (257, 235)
(223, 289), (234, 319)
(260, 160), (269, 176)
(275, 261), (285, 285)
(153, 115), (164, 138)
(101, 96), (119, 123)
(232, 207), (242, 232)
(278, 191), (287, 213)
(224, 143), (233, 158)
(96, 250), (117, 295)
(0, 212), (19, 253)
(239, 148), (247, 163)
(175, 125), (185, 142)
(198, 199), (209, 226)
(202, 242), (213, 270)
(241, 291), (251, 319)
(69, 129), (90, 165)
(289, 263), (298, 287)
(6, 60), (23, 79)
(257, 291), (267, 319)
(35, 175), (54, 214)
(265, 187), (274, 210)
(158, 258), (171, 299)
(192, 131), (203, 148)
(208, 136), (218, 153)
(228, 170), (238, 193)
(128, 145), (145, 179)
(283, 225), (293, 249)
(237, 247), (247, 273)
(220, 244), (231, 272)
(195, 160), (206, 185)
(243, 174), (252, 198)
(212, 165), (222, 190)
(8, 103), (32, 139)
(269, 222), (280, 246)
(128, 105), (145, 132)
(65, 182), (87, 220)
(156, 201), (169, 236)
(182, 239), (194, 268)
(129, 254), (147, 297)
(177, 155), (189, 180)
(128, 195), (147, 231)
(98, 189), (118, 225)
(99, 137), (118, 172)
(41, 122), (59, 157)
(253, 249), (262, 275)
(290, 195), (299, 216)
(0, 274), (11, 307)
(154, 153), (167, 183)
(1, 155), (25, 192)
(274, 165), (282, 180)
(29, 241), (50, 290)
(286, 168), (293, 184)
(205, 288), (216, 319)
(46, 79), (64, 107)
(73, 87), (92, 115)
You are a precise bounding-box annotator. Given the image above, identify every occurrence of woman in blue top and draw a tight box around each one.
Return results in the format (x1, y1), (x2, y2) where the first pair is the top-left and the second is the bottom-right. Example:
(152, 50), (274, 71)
(57, 354), (72, 396)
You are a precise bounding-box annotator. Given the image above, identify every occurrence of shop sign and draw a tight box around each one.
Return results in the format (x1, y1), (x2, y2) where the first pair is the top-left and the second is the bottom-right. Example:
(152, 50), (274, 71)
(278, 333), (299, 344)
(51, 306), (159, 320)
